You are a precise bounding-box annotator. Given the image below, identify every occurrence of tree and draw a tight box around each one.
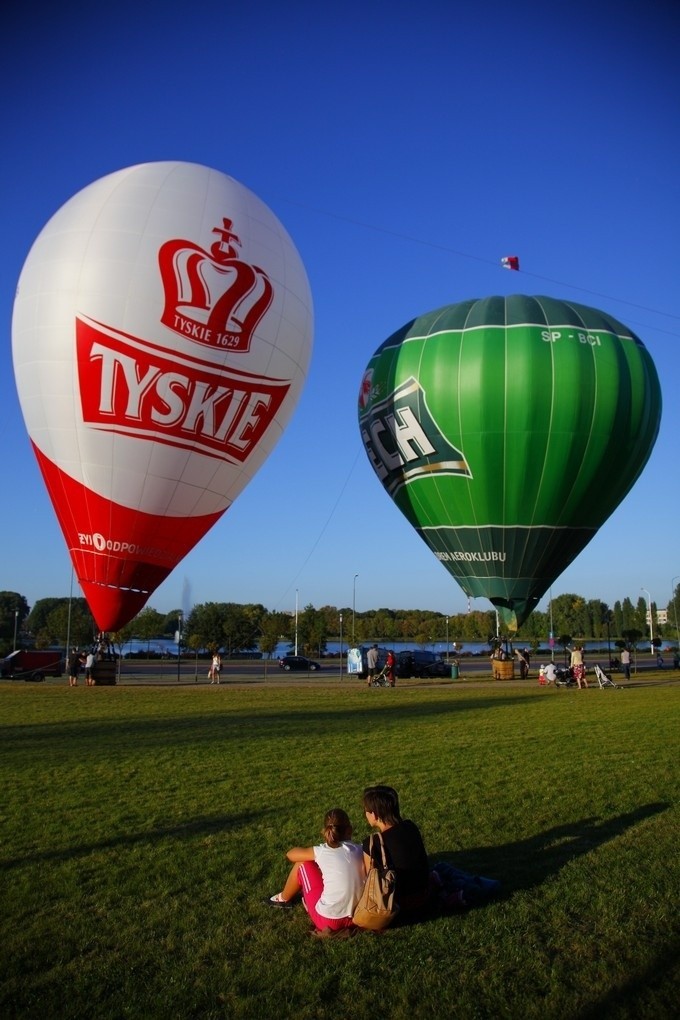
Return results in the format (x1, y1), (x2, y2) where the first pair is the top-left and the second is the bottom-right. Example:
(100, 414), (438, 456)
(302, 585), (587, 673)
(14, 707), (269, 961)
(621, 628), (643, 652)
(160, 609), (184, 638)
(260, 612), (290, 659)
(586, 600), (611, 641)
(185, 603), (229, 652)
(620, 597), (636, 633)
(222, 603), (259, 655)
(26, 597), (68, 637)
(550, 594), (587, 640)
(668, 584), (680, 646)
(42, 600), (95, 650)
(110, 621), (136, 680)
(636, 597), (651, 645)
(185, 632), (205, 679)
(134, 607), (166, 652)
(0, 591), (30, 655)
(298, 603), (326, 657)
(557, 635), (572, 665)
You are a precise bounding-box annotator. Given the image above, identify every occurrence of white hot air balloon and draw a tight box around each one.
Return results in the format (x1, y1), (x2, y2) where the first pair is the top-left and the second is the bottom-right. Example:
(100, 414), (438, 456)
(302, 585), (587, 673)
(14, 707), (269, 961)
(12, 162), (313, 631)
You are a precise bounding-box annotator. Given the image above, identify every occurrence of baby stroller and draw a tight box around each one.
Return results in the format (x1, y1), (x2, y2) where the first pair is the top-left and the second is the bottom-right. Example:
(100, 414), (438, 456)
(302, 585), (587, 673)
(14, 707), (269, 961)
(554, 666), (577, 687)
(593, 663), (620, 689)
(370, 663), (391, 687)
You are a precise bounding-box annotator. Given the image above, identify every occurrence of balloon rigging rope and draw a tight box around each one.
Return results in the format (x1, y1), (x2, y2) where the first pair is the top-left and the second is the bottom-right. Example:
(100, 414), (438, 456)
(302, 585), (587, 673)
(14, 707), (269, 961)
(276, 196), (680, 336)
(270, 449), (363, 613)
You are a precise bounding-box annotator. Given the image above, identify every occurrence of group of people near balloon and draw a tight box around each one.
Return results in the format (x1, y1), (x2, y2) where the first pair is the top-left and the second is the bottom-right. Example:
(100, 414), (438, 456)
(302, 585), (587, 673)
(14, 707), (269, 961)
(266, 784), (498, 936)
(67, 642), (110, 686)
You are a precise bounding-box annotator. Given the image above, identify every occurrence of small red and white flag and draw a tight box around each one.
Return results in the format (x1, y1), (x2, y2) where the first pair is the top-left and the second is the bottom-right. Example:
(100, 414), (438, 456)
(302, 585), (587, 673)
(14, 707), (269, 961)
(501, 255), (520, 271)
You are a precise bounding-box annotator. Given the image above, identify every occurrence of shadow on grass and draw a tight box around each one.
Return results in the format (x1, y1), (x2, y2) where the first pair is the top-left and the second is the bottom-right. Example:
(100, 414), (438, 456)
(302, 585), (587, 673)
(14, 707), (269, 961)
(0, 810), (269, 871)
(576, 937), (680, 1019)
(436, 800), (670, 897)
(388, 801), (670, 931)
(0, 693), (538, 750)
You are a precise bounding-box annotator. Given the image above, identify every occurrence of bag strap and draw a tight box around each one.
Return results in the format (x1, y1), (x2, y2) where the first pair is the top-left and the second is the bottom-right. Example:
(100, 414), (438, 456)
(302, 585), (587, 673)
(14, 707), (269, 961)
(369, 831), (389, 870)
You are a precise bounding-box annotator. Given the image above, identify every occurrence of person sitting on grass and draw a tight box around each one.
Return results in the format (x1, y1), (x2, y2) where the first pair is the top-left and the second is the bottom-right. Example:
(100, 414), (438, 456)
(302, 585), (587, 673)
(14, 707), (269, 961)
(267, 807), (365, 934)
(362, 784), (430, 914)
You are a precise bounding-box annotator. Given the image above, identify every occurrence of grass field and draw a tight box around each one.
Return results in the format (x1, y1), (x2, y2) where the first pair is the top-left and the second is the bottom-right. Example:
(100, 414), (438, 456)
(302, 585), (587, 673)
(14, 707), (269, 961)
(1, 678), (678, 1019)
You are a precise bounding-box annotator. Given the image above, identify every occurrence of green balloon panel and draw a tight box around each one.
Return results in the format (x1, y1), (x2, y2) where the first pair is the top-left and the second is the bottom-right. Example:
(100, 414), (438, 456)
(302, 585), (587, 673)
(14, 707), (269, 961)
(359, 295), (661, 629)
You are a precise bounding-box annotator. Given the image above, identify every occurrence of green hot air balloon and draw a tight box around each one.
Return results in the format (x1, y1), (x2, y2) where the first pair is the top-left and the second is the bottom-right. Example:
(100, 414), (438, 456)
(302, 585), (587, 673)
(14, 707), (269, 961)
(358, 295), (661, 632)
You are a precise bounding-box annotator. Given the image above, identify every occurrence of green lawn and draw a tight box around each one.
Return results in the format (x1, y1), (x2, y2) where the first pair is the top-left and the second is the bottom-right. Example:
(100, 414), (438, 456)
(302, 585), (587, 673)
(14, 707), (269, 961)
(1, 680), (678, 1019)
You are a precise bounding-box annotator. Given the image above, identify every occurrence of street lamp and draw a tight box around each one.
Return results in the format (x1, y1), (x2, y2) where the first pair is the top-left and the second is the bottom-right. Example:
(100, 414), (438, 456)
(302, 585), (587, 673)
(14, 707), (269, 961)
(339, 612), (343, 680)
(176, 611), (183, 683)
(641, 587), (654, 654)
(293, 587), (299, 656)
(13, 609), (19, 652)
(445, 616), (449, 661)
(352, 573), (359, 645)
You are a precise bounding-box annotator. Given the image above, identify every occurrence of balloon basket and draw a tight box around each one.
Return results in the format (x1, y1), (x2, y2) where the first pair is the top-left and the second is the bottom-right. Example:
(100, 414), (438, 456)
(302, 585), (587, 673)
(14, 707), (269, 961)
(93, 660), (117, 686)
(492, 660), (515, 681)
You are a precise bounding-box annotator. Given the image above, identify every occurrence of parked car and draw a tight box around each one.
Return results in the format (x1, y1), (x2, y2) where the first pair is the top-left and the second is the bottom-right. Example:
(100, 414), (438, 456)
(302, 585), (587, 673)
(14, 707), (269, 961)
(397, 650), (450, 678)
(278, 655), (322, 672)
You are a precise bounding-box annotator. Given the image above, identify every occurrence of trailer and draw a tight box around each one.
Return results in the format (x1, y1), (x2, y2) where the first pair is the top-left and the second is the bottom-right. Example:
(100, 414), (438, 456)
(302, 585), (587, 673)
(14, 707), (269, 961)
(1, 649), (64, 682)
(347, 645), (388, 679)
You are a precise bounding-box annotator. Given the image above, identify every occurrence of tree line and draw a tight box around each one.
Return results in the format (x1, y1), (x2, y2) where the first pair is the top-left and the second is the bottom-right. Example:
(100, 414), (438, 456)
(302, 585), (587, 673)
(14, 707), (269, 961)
(2, 588), (679, 659)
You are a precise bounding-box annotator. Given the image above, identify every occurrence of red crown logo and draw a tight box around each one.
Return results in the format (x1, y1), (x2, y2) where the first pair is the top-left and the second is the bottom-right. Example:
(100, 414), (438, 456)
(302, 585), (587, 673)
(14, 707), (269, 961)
(158, 218), (274, 353)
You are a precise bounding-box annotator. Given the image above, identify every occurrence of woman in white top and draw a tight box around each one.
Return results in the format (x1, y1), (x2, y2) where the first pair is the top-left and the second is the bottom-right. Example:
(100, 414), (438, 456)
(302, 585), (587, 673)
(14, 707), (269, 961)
(268, 808), (365, 932)
(209, 653), (221, 683)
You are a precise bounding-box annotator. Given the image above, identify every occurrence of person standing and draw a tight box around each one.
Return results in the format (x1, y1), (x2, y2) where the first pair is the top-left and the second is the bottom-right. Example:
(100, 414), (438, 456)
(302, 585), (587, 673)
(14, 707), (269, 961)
(620, 646), (631, 680)
(385, 649), (396, 687)
(515, 647), (529, 679)
(570, 645), (588, 688)
(68, 648), (83, 687)
(84, 650), (96, 686)
(209, 653), (221, 684)
(366, 644), (378, 687)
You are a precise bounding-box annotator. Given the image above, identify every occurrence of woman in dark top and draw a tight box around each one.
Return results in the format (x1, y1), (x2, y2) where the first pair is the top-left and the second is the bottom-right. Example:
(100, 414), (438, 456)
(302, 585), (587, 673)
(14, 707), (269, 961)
(362, 785), (430, 910)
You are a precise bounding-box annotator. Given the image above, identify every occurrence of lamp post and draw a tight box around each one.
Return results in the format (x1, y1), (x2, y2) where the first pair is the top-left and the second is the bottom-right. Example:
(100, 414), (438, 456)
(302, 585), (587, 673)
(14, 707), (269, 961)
(641, 587), (654, 654)
(176, 611), (182, 683)
(445, 616), (449, 661)
(549, 589), (555, 653)
(294, 589), (299, 655)
(352, 573), (359, 645)
(13, 609), (19, 652)
(339, 612), (343, 680)
(672, 576), (680, 652)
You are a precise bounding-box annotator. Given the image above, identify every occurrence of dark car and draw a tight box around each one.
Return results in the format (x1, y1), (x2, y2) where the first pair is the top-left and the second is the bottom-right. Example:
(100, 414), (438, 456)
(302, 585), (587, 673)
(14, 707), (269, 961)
(278, 655), (322, 672)
(397, 650), (449, 678)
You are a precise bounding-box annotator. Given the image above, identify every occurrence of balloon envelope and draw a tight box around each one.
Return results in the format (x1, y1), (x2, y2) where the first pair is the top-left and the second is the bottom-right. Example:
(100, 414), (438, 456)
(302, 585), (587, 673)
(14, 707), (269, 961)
(13, 162), (313, 631)
(358, 295), (661, 630)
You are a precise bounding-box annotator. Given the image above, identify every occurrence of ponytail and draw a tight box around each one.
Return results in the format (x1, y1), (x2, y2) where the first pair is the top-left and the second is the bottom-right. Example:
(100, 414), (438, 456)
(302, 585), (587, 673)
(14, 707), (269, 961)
(322, 807), (352, 847)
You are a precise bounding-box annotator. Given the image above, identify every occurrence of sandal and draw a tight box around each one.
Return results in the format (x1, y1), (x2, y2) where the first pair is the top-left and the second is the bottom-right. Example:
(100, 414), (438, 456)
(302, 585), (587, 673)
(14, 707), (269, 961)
(266, 893), (293, 908)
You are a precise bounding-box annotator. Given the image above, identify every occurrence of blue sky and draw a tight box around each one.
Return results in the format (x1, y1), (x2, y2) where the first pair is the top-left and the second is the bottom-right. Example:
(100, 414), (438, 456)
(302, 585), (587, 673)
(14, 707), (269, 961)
(2, 0), (679, 622)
